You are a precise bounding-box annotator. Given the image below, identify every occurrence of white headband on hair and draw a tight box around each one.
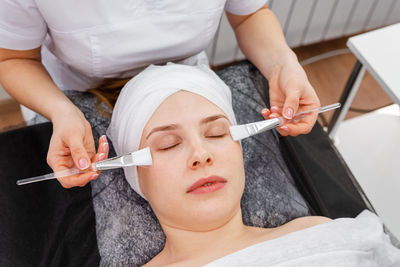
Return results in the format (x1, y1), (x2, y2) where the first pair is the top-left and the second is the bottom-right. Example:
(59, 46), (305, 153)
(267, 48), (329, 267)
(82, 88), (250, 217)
(107, 63), (237, 199)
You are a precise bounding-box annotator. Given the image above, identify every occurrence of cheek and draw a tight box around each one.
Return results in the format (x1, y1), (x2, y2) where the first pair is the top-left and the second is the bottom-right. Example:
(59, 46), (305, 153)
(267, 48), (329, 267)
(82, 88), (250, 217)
(215, 139), (243, 164)
(216, 141), (245, 183)
(137, 153), (185, 199)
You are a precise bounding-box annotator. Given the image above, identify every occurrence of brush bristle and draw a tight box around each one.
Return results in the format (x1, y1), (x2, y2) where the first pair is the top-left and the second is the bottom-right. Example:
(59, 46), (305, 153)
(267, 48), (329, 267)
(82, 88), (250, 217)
(229, 125), (250, 141)
(132, 147), (153, 166)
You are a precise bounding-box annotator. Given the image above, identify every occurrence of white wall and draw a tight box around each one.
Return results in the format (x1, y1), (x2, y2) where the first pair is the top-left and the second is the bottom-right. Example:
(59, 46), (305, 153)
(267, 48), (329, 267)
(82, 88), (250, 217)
(206, 0), (400, 66)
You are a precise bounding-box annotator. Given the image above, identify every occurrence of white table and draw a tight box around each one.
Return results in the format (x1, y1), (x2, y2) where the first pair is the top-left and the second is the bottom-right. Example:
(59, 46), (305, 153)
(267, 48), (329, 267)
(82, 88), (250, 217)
(328, 23), (400, 137)
(327, 23), (400, 239)
(335, 105), (400, 239)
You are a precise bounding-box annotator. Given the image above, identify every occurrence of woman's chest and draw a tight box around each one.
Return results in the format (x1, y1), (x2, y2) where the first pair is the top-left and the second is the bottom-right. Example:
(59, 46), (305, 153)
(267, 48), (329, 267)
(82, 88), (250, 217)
(37, 0), (226, 77)
(36, 0), (226, 32)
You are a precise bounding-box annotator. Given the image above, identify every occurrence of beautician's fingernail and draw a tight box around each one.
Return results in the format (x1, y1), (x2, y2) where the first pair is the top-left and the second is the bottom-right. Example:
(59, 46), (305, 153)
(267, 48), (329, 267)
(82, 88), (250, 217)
(284, 108), (294, 119)
(271, 106), (279, 112)
(101, 143), (108, 153)
(99, 143), (108, 153)
(261, 108), (269, 114)
(98, 153), (106, 161)
(91, 174), (99, 181)
(79, 158), (89, 169)
(280, 126), (290, 132)
(101, 135), (107, 142)
(269, 114), (278, 118)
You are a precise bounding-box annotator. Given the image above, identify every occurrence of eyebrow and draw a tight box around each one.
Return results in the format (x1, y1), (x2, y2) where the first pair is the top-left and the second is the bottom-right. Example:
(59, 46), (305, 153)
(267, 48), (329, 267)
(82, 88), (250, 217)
(146, 114), (229, 139)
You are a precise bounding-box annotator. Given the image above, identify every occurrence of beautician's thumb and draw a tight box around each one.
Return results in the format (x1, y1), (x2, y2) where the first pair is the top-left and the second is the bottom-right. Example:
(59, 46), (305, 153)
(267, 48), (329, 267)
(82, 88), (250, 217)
(283, 90), (300, 119)
(68, 137), (91, 170)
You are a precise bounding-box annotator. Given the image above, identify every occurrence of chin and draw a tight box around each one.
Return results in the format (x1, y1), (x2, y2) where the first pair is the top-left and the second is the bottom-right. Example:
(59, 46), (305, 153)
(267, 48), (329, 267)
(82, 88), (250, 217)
(183, 193), (240, 229)
(187, 210), (236, 231)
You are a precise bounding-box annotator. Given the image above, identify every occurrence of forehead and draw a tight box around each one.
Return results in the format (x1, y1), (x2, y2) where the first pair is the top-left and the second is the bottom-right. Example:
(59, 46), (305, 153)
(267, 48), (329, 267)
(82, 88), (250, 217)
(145, 91), (227, 128)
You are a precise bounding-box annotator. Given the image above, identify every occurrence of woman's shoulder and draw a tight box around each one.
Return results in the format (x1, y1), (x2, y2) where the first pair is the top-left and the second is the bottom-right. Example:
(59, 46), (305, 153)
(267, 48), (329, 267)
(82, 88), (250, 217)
(206, 211), (400, 266)
(265, 215), (332, 239)
(259, 210), (384, 244)
(284, 215), (332, 231)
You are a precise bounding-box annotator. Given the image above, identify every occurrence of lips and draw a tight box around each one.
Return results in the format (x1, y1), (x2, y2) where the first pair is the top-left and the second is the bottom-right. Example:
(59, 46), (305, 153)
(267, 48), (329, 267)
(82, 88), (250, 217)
(186, 176), (227, 194)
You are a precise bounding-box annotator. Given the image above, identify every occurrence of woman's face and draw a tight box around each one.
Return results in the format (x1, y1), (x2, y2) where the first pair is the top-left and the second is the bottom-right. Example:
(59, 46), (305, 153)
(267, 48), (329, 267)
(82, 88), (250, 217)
(138, 91), (245, 231)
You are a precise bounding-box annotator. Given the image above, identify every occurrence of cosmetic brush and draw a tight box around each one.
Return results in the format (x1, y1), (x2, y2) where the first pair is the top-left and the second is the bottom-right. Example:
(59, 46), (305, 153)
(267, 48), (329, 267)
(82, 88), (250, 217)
(230, 103), (341, 141)
(17, 147), (152, 185)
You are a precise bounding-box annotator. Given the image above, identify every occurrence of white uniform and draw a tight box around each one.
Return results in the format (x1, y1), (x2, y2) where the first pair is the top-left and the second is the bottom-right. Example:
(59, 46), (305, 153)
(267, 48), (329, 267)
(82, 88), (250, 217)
(0, 0), (266, 91)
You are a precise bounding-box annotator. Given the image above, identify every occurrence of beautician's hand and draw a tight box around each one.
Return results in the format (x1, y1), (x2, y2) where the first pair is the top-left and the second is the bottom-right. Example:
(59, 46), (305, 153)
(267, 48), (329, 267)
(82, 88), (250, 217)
(47, 108), (109, 188)
(227, 4), (320, 136)
(262, 55), (320, 136)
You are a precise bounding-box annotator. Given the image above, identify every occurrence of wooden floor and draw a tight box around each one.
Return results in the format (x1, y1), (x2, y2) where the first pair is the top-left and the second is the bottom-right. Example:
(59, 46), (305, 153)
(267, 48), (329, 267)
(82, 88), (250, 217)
(294, 37), (393, 126)
(0, 98), (25, 132)
(0, 37), (393, 132)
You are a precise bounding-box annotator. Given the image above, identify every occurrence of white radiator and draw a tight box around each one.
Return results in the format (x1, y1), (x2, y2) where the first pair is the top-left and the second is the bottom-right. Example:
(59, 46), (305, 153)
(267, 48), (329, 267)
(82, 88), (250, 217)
(207, 0), (400, 66)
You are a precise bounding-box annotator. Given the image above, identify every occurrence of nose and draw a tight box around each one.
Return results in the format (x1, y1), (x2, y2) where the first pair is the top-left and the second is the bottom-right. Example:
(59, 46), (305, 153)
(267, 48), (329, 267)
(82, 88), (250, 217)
(188, 141), (214, 169)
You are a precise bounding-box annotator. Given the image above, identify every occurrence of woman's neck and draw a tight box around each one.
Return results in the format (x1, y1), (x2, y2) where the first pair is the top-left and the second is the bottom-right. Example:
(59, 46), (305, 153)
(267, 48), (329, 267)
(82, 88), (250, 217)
(159, 208), (251, 263)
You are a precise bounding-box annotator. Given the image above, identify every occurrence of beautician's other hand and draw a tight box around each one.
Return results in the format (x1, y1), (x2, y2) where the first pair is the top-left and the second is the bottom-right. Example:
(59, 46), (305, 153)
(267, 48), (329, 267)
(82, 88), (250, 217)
(262, 55), (320, 136)
(47, 108), (109, 188)
(226, 4), (320, 137)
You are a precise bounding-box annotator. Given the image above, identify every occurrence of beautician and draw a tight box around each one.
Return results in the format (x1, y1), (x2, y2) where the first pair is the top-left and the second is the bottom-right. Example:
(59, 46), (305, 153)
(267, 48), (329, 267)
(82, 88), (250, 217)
(0, 1), (320, 188)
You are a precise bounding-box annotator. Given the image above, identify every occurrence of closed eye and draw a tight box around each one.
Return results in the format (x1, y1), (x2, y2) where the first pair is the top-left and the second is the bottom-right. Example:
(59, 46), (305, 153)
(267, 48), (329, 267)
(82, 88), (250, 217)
(159, 143), (180, 151)
(206, 134), (226, 138)
(205, 120), (229, 138)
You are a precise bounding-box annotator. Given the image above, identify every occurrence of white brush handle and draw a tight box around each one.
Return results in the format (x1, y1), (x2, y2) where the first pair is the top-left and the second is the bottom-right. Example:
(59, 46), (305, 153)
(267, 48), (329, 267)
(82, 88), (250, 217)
(293, 103), (340, 117)
(16, 167), (87, 185)
(17, 147), (152, 186)
(229, 103), (341, 141)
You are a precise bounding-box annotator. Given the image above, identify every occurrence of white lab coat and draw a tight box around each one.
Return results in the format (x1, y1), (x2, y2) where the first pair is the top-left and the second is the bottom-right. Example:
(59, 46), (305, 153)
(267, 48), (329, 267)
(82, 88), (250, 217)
(0, 0), (266, 91)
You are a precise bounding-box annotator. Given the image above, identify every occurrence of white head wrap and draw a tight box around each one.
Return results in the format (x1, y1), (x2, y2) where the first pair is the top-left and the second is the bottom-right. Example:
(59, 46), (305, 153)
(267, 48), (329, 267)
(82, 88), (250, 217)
(107, 63), (237, 199)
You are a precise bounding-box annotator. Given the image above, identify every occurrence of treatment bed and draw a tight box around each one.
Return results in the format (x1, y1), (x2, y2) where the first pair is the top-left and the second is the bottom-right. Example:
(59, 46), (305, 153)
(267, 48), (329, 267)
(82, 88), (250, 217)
(0, 61), (388, 266)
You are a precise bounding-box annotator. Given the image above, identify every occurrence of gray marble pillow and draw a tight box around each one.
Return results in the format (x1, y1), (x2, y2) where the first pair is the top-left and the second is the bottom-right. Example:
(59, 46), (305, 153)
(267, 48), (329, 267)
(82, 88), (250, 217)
(61, 62), (310, 266)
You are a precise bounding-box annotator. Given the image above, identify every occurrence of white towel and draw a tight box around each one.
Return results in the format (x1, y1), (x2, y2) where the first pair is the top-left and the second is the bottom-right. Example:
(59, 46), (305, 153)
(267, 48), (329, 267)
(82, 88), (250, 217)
(108, 63), (237, 199)
(203, 210), (400, 267)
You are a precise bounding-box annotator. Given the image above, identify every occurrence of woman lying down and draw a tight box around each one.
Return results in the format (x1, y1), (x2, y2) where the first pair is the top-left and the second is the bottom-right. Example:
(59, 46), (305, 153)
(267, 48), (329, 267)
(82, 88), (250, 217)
(106, 63), (400, 266)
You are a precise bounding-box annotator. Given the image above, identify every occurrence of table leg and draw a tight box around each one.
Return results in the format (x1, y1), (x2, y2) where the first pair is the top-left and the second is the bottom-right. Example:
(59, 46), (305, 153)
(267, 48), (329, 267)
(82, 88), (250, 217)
(328, 60), (366, 139)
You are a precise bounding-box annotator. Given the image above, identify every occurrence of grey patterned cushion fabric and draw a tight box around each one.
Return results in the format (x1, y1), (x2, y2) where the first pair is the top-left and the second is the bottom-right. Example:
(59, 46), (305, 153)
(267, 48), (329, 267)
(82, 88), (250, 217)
(37, 61), (310, 266)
